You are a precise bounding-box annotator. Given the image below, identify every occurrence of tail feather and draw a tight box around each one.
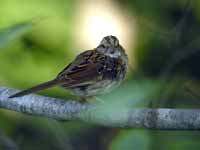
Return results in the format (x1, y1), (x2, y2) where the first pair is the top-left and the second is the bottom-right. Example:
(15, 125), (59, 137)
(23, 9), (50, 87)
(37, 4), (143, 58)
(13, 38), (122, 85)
(9, 79), (60, 98)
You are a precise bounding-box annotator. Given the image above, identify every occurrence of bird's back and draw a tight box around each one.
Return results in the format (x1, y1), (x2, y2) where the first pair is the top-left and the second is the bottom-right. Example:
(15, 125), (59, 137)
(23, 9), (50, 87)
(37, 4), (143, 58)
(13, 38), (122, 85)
(58, 50), (127, 96)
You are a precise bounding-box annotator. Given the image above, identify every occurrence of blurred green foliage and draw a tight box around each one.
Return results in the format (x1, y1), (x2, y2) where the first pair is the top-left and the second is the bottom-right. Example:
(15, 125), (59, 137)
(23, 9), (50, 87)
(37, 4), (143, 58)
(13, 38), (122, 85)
(0, 21), (33, 48)
(0, 0), (200, 150)
(110, 130), (150, 150)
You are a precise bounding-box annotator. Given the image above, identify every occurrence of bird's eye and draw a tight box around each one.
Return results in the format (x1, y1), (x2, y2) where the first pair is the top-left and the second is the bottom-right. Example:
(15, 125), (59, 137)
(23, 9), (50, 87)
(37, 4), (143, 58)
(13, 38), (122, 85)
(98, 45), (105, 49)
(101, 45), (105, 48)
(110, 51), (114, 54)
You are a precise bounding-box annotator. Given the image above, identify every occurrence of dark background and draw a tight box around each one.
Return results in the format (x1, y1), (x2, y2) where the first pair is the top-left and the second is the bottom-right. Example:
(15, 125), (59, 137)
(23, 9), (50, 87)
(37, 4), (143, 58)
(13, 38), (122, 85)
(0, 0), (200, 149)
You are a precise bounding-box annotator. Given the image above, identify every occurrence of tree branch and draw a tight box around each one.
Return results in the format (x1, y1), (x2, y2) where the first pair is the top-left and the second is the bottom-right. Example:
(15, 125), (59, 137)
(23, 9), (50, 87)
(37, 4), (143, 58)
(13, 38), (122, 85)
(0, 86), (200, 130)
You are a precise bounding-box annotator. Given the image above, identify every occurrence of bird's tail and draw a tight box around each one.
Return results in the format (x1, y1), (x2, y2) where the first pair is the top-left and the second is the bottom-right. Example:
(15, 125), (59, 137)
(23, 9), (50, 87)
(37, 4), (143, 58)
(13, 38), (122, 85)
(9, 79), (61, 98)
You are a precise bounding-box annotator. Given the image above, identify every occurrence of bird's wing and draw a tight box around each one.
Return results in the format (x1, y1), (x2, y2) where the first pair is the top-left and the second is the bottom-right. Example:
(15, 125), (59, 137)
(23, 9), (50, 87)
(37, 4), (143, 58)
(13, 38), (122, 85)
(9, 50), (106, 98)
(57, 50), (105, 88)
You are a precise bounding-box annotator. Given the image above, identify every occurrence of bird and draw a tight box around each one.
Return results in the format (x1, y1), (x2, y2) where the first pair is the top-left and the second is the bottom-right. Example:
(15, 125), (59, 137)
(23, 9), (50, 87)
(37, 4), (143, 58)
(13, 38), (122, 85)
(9, 35), (128, 100)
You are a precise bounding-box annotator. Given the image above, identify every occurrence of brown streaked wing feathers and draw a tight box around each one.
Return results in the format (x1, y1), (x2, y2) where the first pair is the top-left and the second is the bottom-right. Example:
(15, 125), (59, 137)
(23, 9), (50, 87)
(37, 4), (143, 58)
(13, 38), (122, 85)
(9, 50), (102, 98)
(57, 50), (101, 88)
(57, 50), (94, 77)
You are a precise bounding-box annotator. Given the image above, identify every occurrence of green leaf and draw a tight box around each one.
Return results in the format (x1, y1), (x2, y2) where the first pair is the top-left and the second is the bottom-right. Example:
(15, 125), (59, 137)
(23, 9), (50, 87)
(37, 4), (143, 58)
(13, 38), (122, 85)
(0, 21), (33, 48)
(109, 130), (150, 150)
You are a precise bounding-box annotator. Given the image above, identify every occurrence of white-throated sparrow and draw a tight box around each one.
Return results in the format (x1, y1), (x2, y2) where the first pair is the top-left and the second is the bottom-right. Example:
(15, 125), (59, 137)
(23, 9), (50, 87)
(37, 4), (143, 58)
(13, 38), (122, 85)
(9, 35), (128, 99)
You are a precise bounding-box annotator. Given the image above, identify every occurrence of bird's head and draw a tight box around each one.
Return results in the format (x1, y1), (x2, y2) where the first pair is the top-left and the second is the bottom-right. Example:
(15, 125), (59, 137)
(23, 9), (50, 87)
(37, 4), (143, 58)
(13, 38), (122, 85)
(96, 35), (123, 58)
(100, 35), (119, 48)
